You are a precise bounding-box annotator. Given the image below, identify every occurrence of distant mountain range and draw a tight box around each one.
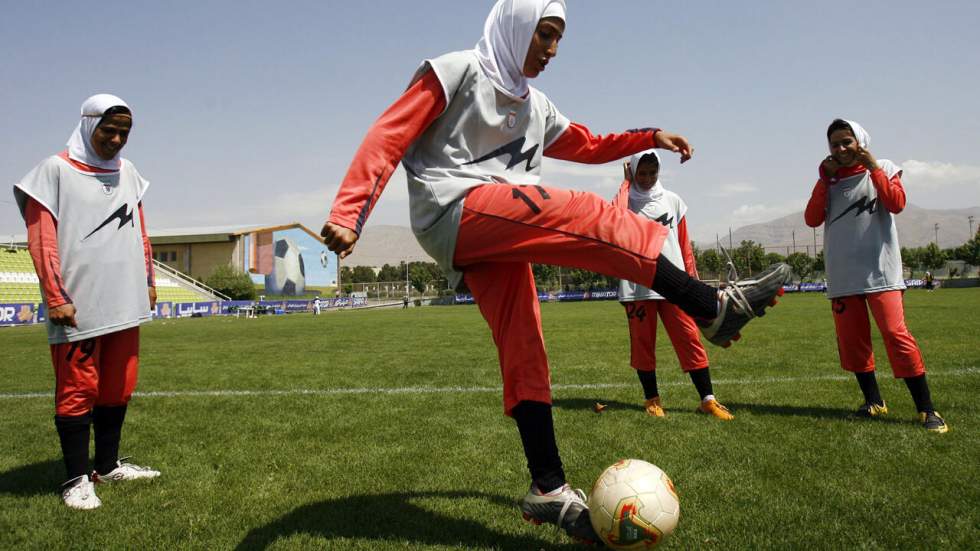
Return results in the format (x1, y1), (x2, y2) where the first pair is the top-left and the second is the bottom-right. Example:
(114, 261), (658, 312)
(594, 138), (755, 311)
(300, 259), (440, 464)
(345, 206), (980, 268)
(693, 205), (980, 254)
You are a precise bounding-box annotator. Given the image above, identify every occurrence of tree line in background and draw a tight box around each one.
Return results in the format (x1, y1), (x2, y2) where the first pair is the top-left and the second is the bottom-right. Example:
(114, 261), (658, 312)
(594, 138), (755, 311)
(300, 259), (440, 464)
(251, 229), (980, 298)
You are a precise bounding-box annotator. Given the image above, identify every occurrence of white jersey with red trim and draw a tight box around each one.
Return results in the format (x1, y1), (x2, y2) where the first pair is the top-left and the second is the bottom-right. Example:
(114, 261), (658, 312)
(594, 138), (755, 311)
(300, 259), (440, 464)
(402, 50), (571, 287)
(618, 187), (687, 302)
(823, 159), (905, 299)
(14, 156), (152, 343)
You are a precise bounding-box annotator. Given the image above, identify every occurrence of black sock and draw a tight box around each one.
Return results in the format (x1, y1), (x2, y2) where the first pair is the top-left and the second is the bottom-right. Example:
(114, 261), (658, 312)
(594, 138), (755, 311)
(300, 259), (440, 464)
(54, 413), (91, 480)
(512, 401), (565, 493)
(650, 256), (717, 320)
(637, 370), (659, 400)
(93, 405), (127, 475)
(903, 375), (934, 413)
(689, 368), (714, 400)
(855, 371), (883, 406)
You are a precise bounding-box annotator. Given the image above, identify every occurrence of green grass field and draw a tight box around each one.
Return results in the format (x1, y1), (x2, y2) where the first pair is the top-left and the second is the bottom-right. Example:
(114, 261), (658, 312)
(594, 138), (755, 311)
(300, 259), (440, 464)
(1, 290), (978, 550)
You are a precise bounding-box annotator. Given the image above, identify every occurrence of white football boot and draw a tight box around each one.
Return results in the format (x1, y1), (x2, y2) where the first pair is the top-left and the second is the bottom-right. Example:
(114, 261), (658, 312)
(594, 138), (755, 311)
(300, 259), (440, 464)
(520, 483), (602, 545)
(96, 457), (161, 482)
(62, 475), (101, 510)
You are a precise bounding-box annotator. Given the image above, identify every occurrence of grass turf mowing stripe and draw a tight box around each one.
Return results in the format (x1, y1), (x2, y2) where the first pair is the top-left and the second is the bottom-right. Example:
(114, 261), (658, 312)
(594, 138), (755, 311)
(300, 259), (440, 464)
(2, 366), (977, 400)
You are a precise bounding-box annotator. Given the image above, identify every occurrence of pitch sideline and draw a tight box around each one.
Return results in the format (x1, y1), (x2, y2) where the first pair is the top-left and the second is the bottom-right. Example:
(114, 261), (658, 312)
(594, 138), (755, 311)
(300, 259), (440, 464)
(1, 367), (977, 400)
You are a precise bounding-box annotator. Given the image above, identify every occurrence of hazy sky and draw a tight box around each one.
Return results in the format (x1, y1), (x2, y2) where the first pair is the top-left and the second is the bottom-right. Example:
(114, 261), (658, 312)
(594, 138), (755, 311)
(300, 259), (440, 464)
(3, 1), (978, 245)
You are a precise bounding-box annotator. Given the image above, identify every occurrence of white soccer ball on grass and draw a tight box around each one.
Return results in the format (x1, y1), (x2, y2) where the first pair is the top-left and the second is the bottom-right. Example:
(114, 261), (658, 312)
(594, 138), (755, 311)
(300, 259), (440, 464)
(589, 459), (680, 549)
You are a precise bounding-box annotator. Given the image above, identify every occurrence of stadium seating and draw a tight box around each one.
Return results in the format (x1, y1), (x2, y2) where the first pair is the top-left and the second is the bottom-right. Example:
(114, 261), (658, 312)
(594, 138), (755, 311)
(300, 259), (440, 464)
(155, 276), (214, 303)
(1, 247), (216, 305)
(1, 249), (42, 303)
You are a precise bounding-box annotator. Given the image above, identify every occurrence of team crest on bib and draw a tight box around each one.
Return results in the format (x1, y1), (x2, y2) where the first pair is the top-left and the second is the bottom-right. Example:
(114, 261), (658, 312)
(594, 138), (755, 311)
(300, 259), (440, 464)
(102, 184), (114, 195)
(506, 110), (518, 129)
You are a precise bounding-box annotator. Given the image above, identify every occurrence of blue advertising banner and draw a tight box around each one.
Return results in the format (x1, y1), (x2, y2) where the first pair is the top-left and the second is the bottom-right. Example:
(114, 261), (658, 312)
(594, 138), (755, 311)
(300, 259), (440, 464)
(587, 289), (618, 301)
(283, 300), (312, 313)
(783, 282), (827, 293)
(557, 291), (586, 302)
(176, 302), (220, 317)
(454, 294), (476, 305)
(0, 303), (38, 326)
(154, 302), (174, 318)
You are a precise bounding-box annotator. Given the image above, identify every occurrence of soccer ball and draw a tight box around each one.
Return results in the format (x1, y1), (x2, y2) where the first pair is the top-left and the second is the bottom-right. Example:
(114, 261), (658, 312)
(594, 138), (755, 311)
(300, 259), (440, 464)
(588, 459), (680, 549)
(265, 237), (306, 295)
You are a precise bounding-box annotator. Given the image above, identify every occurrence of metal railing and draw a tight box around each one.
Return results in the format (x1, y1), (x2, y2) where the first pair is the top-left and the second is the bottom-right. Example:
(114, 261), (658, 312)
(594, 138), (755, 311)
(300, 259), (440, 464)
(152, 259), (231, 301)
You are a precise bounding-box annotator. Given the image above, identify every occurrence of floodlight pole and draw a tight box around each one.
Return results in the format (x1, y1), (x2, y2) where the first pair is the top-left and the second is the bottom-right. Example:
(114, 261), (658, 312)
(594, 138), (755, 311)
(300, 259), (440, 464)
(934, 223), (939, 246)
(969, 215), (975, 237)
(336, 252), (341, 298)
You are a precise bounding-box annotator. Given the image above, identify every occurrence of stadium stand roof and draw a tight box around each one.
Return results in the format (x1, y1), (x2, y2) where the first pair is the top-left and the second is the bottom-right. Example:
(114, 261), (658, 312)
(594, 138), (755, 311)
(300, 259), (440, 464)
(147, 223), (321, 244)
(5, 223), (322, 247)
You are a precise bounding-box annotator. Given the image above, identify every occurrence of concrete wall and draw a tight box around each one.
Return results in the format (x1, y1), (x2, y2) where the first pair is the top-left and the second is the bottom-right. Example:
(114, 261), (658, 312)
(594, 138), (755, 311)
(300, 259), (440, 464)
(186, 240), (238, 280)
(151, 239), (240, 281)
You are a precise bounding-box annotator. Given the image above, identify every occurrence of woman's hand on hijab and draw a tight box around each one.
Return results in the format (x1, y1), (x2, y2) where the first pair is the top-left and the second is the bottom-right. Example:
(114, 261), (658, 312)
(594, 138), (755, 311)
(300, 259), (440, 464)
(854, 146), (879, 172)
(623, 161), (632, 182)
(820, 155), (841, 181)
(320, 222), (358, 259)
(653, 131), (694, 163)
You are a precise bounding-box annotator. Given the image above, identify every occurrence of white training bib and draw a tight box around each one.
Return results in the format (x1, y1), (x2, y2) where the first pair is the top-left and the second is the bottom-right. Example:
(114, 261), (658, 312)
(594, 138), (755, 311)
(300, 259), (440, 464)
(619, 188), (687, 302)
(402, 50), (571, 288)
(14, 156), (152, 343)
(823, 160), (905, 299)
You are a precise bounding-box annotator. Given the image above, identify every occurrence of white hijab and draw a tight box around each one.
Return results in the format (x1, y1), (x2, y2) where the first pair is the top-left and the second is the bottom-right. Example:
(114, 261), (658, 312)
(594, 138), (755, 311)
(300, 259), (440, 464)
(628, 148), (663, 202)
(842, 119), (870, 149)
(66, 93), (131, 171)
(474, 0), (566, 101)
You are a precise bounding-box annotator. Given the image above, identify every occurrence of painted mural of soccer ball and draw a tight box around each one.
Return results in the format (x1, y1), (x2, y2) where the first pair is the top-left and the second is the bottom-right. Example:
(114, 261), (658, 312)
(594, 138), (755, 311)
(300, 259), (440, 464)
(265, 237), (306, 295)
(589, 459), (680, 549)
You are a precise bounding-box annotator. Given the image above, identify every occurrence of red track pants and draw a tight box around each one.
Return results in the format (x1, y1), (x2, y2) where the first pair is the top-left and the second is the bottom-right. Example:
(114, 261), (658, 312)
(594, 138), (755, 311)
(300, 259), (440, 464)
(454, 183), (668, 414)
(623, 299), (709, 373)
(831, 290), (925, 378)
(49, 327), (140, 417)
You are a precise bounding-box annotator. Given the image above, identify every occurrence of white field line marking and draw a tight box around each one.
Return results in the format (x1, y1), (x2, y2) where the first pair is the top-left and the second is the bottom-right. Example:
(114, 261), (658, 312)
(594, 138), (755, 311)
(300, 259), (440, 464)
(1, 367), (978, 401)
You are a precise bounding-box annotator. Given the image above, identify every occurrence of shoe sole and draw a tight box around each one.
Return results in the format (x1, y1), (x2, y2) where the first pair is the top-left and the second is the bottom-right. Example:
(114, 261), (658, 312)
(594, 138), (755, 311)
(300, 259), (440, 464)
(718, 287), (785, 347)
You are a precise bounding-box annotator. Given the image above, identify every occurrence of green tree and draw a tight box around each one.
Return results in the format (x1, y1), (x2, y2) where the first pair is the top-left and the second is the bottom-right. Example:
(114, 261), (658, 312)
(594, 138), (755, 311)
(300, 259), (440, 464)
(785, 252), (815, 282)
(764, 252), (786, 266)
(813, 250), (825, 273)
(957, 229), (980, 266)
(350, 265), (377, 283)
(532, 264), (560, 290)
(733, 240), (766, 276)
(204, 265), (257, 300)
(901, 247), (922, 277)
(339, 265), (354, 286)
(697, 249), (724, 280)
(376, 263), (402, 283)
(920, 242), (947, 271)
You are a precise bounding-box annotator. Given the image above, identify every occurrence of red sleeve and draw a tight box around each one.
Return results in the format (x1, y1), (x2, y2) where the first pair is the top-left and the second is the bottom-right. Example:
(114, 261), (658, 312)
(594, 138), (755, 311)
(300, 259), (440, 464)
(870, 168), (906, 213)
(25, 198), (71, 308)
(139, 202), (155, 287)
(677, 217), (699, 278)
(804, 180), (828, 227)
(611, 178), (630, 208)
(328, 69), (447, 234)
(543, 123), (659, 164)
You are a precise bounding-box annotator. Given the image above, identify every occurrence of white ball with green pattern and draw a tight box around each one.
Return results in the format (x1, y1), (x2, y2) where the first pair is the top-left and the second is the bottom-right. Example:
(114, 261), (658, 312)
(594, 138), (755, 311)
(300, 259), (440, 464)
(588, 459), (680, 549)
